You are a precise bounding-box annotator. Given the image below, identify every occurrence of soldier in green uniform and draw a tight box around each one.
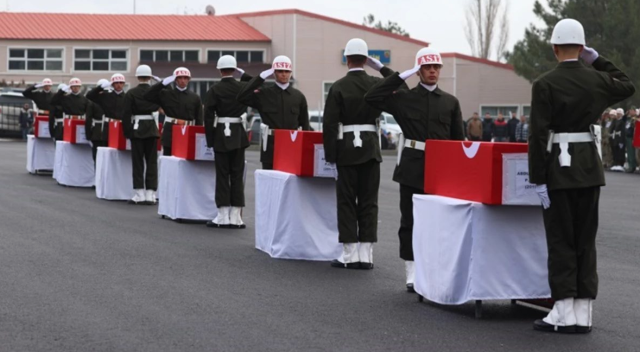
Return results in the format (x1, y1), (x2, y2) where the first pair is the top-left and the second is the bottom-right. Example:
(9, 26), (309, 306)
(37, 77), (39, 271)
(86, 73), (127, 160)
(22, 78), (53, 115)
(529, 19), (635, 334)
(236, 55), (310, 169)
(84, 79), (109, 163)
(122, 65), (162, 205)
(323, 38), (396, 270)
(51, 78), (91, 140)
(143, 67), (203, 156)
(204, 55), (252, 228)
(365, 47), (464, 291)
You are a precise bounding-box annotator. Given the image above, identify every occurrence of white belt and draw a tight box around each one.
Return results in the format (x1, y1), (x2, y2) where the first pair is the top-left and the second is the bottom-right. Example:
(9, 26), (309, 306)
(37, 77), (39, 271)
(214, 113), (247, 137)
(54, 118), (64, 125)
(260, 123), (274, 152)
(396, 134), (425, 165)
(91, 115), (106, 127)
(338, 124), (378, 148)
(133, 114), (154, 130)
(548, 132), (595, 167)
(164, 116), (194, 126)
(63, 113), (85, 120)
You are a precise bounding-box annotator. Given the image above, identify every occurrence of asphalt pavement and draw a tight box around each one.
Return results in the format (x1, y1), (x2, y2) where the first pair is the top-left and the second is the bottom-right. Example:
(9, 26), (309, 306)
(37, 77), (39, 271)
(1, 139), (639, 352)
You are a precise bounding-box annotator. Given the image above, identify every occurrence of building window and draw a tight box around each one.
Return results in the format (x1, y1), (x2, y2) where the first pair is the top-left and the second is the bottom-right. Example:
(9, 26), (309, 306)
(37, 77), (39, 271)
(140, 50), (199, 63)
(207, 50), (265, 64)
(8, 48), (63, 71)
(522, 105), (531, 118)
(322, 82), (334, 105)
(74, 49), (128, 71)
(480, 105), (519, 119)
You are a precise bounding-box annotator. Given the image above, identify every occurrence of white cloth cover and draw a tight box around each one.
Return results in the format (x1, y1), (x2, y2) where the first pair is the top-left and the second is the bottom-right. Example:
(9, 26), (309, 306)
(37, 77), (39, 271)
(95, 147), (133, 200)
(412, 195), (550, 304)
(26, 135), (55, 173)
(157, 156), (218, 220)
(52, 141), (95, 187)
(255, 170), (342, 261)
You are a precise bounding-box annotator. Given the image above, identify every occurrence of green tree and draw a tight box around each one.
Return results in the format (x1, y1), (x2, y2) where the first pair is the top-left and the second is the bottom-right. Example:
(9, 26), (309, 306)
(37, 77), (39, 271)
(362, 14), (410, 37)
(506, 0), (640, 106)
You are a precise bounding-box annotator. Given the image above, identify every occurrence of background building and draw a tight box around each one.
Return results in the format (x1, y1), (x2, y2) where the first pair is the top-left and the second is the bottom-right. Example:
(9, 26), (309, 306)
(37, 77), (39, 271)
(0, 9), (532, 119)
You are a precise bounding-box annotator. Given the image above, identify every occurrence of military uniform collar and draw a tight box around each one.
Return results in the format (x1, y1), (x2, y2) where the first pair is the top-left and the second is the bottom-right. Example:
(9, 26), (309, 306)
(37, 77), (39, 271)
(175, 86), (188, 93)
(276, 82), (290, 91)
(557, 60), (583, 69)
(347, 69), (367, 76)
(416, 83), (441, 96)
(221, 76), (235, 81)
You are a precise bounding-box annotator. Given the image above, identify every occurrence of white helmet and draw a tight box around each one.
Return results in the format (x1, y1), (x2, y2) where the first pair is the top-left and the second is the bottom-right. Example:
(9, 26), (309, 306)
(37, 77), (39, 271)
(550, 19), (585, 45)
(272, 55), (292, 71)
(69, 77), (82, 87)
(173, 67), (191, 78)
(217, 55), (237, 70)
(135, 64), (152, 77)
(42, 78), (53, 86)
(616, 108), (624, 115)
(609, 109), (617, 116)
(415, 47), (443, 67)
(344, 38), (368, 56)
(97, 78), (110, 87)
(110, 73), (126, 83)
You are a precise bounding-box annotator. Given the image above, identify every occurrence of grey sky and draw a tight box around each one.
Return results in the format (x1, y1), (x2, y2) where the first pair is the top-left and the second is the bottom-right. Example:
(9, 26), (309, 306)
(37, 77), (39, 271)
(3, 0), (541, 59)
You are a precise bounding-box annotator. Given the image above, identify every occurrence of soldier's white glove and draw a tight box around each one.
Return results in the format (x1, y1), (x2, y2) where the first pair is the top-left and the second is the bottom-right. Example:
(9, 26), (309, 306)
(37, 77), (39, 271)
(399, 65), (420, 80)
(260, 68), (275, 80)
(58, 84), (70, 93)
(330, 163), (338, 180)
(234, 67), (246, 77)
(619, 143), (624, 149)
(35, 83), (45, 88)
(152, 75), (162, 82)
(535, 184), (551, 210)
(366, 56), (384, 71)
(100, 81), (112, 89)
(580, 46), (599, 65)
(162, 75), (176, 86)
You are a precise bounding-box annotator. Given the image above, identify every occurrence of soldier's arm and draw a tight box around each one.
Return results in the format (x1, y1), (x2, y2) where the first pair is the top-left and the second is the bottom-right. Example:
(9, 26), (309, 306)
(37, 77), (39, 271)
(122, 92), (134, 139)
(528, 80), (552, 185)
(591, 57), (636, 105)
(322, 86), (340, 163)
(240, 73), (253, 82)
(48, 106), (56, 135)
(203, 88), (216, 146)
(22, 85), (37, 99)
(451, 100), (465, 141)
(364, 72), (405, 117)
(298, 94), (310, 131)
(50, 89), (65, 106)
(85, 86), (103, 104)
(143, 82), (166, 106)
(85, 102), (94, 141)
(236, 76), (264, 109)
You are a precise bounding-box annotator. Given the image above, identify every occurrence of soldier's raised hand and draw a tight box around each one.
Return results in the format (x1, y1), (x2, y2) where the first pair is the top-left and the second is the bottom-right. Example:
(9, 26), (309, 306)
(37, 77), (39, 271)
(580, 46), (599, 65)
(366, 56), (384, 71)
(260, 68), (275, 80)
(162, 75), (176, 86)
(399, 65), (421, 80)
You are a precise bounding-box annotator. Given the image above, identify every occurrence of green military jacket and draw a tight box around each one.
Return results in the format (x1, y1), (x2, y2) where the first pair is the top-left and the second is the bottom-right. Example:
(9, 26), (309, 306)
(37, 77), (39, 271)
(237, 77), (311, 163)
(144, 83), (203, 148)
(122, 83), (161, 140)
(365, 73), (465, 190)
(322, 67), (394, 166)
(48, 105), (64, 140)
(22, 85), (53, 112)
(203, 74), (252, 152)
(528, 57), (635, 190)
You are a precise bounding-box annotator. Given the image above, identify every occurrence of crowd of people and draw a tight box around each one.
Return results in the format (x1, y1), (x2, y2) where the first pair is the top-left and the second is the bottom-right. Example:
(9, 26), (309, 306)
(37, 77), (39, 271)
(465, 111), (529, 143)
(600, 108), (639, 173)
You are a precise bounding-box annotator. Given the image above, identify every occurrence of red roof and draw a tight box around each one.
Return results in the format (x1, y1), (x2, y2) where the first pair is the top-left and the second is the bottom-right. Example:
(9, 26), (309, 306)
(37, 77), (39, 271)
(0, 12), (270, 42)
(228, 9), (431, 48)
(442, 52), (513, 71)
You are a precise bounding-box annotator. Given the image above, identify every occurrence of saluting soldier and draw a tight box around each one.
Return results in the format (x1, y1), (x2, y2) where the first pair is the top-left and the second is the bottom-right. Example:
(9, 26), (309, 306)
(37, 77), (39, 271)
(204, 55), (252, 228)
(529, 19), (635, 334)
(365, 47), (464, 291)
(323, 38), (395, 270)
(143, 67), (203, 156)
(122, 65), (161, 205)
(84, 79), (109, 163)
(50, 78), (91, 139)
(23, 78), (54, 115)
(86, 73), (127, 155)
(236, 55), (310, 169)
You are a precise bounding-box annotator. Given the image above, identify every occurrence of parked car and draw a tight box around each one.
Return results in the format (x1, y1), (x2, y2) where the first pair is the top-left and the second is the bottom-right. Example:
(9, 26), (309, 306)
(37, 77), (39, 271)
(0, 92), (37, 136)
(247, 114), (261, 144)
(380, 112), (402, 144)
(308, 110), (323, 131)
